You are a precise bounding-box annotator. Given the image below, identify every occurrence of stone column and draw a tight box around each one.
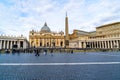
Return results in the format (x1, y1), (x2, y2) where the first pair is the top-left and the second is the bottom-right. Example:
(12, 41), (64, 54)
(97, 41), (99, 48)
(114, 40), (117, 48)
(0, 40), (1, 49)
(41, 39), (43, 47)
(14, 41), (15, 47)
(102, 41), (104, 48)
(104, 41), (106, 48)
(17, 41), (20, 49)
(99, 41), (101, 48)
(92, 42), (94, 48)
(39, 39), (40, 47)
(100, 41), (103, 48)
(7, 40), (9, 49)
(105, 41), (107, 49)
(49, 39), (50, 47)
(107, 41), (109, 49)
(91, 42), (93, 48)
(3, 40), (6, 49)
(50, 38), (52, 47)
(91, 42), (92, 48)
(44, 39), (46, 47)
(118, 40), (120, 48)
(84, 42), (86, 48)
(59, 39), (61, 47)
(51, 38), (53, 47)
(1, 40), (3, 49)
(34, 39), (36, 47)
(90, 42), (92, 48)
(42, 39), (45, 47)
(110, 41), (113, 48)
(99, 41), (102, 48)
(95, 42), (97, 48)
(57, 39), (59, 47)
(10, 41), (13, 49)
(46, 39), (47, 47)
(23, 40), (26, 49)
(116, 40), (119, 48)
(62, 39), (64, 47)
(55, 39), (57, 47)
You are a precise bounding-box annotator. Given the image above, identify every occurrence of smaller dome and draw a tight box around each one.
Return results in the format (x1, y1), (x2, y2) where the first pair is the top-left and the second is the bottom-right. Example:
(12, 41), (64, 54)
(59, 31), (64, 34)
(41, 22), (51, 32)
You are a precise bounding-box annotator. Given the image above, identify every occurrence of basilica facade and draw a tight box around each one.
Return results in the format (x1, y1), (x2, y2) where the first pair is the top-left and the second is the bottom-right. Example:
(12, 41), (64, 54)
(29, 13), (120, 49)
(29, 13), (70, 48)
(29, 22), (65, 48)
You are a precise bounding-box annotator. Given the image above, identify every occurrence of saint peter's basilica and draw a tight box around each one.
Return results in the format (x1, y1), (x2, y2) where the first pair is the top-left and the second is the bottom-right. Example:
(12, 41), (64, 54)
(0, 13), (120, 49)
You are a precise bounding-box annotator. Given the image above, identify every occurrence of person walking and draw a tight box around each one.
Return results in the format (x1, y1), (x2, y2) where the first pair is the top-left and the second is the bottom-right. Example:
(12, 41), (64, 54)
(35, 49), (39, 56)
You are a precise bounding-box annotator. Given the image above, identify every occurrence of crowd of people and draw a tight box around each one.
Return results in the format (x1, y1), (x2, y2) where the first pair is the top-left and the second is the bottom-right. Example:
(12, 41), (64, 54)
(34, 48), (73, 56)
(0, 48), (74, 55)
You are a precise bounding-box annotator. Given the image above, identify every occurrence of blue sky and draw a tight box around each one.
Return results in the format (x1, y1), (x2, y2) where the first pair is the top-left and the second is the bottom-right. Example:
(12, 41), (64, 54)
(0, 0), (120, 38)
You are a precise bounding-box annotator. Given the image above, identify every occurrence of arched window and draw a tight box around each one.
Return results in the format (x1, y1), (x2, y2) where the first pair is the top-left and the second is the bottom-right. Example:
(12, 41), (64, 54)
(31, 41), (34, 47)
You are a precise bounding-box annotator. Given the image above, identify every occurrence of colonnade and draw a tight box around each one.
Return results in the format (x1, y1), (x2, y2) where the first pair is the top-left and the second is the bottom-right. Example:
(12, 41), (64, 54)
(0, 40), (24, 49)
(81, 40), (120, 49)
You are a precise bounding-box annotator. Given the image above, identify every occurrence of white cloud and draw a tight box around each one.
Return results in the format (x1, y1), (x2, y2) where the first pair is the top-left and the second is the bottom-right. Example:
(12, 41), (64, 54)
(0, 0), (120, 39)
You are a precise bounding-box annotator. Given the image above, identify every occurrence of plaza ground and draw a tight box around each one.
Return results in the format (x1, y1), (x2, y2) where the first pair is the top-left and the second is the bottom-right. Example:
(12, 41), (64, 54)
(0, 52), (120, 80)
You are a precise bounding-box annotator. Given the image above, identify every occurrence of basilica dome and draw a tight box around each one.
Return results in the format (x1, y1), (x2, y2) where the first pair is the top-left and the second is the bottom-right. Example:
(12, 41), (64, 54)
(41, 22), (51, 32)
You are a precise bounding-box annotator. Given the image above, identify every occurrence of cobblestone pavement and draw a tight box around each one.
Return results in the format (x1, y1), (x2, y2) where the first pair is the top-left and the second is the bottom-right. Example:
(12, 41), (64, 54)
(0, 52), (120, 80)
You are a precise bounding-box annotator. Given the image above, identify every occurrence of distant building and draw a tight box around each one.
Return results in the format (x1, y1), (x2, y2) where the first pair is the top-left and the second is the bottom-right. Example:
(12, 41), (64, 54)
(29, 12), (120, 49)
(29, 22), (65, 48)
(0, 35), (29, 49)
(69, 22), (120, 49)
(29, 13), (69, 48)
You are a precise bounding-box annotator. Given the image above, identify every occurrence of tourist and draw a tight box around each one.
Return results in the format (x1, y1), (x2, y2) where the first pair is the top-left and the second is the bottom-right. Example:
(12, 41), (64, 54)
(50, 49), (53, 56)
(44, 49), (47, 55)
(35, 49), (39, 56)
(71, 50), (73, 54)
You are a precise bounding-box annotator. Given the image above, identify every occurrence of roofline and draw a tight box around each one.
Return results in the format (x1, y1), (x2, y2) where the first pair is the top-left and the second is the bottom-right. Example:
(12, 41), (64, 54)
(73, 29), (88, 33)
(96, 22), (120, 29)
